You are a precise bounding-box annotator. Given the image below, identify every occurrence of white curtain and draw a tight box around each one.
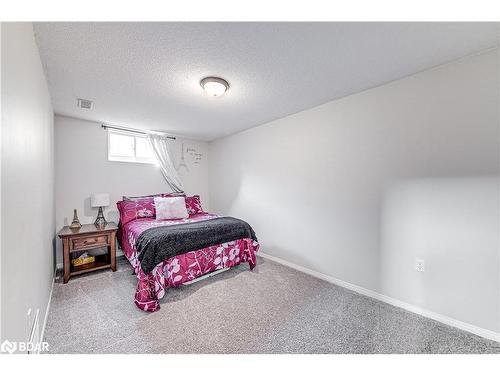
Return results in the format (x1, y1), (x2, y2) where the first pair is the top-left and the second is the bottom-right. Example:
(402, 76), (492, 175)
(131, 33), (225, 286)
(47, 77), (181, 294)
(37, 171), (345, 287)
(148, 134), (184, 193)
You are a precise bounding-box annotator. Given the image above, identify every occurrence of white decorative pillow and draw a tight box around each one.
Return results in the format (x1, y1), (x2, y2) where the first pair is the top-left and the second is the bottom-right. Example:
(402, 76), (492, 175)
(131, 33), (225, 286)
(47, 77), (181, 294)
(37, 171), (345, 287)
(154, 196), (189, 220)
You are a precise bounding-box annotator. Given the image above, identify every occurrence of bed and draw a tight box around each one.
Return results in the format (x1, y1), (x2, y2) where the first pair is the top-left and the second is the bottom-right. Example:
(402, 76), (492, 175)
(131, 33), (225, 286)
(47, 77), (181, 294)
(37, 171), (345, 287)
(117, 194), (260, 312)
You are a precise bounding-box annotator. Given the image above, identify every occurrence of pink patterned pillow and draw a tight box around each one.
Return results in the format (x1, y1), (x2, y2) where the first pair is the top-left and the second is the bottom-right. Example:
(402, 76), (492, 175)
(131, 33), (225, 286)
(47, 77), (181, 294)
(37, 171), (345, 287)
(185, 195), (203, 215)
(117, 198), (156, 225)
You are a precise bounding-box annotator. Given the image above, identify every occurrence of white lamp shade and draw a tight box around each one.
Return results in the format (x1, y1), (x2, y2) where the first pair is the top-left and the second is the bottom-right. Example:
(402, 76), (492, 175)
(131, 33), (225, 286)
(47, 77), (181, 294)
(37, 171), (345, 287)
(91, 193), (110, 208)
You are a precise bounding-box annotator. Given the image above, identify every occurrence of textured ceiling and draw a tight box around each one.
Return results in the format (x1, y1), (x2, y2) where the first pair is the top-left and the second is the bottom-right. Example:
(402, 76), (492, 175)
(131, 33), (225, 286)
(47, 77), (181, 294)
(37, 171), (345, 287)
(34, 22), (498, 141)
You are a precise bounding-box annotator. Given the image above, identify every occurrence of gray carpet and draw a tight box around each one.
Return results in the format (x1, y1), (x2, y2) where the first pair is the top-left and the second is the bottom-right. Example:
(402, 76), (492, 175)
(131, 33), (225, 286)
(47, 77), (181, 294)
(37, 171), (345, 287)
(43, 256), (500, 354)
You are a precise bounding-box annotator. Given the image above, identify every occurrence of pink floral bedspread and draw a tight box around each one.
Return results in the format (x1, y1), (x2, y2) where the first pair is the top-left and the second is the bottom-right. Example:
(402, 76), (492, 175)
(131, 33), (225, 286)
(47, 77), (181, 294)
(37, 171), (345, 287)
(119, 213), (259, 312)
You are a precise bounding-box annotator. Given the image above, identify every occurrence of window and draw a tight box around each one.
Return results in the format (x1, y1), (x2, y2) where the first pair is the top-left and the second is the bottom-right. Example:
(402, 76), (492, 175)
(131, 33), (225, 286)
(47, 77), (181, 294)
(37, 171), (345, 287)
(107, 130), (157, 164)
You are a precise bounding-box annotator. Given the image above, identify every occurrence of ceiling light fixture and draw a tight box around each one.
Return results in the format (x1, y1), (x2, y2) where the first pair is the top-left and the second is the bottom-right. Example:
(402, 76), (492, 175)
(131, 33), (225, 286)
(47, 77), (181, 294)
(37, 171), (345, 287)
(200, 77), (229, 97)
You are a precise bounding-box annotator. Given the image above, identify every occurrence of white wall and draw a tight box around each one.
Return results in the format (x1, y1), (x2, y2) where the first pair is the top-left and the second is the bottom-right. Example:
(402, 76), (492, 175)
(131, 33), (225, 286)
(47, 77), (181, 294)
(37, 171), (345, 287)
(209, 50), (499, 333)
(54, 115), (210, 264)
(0, 22), (3, 342)
(1, 23), (55, 343)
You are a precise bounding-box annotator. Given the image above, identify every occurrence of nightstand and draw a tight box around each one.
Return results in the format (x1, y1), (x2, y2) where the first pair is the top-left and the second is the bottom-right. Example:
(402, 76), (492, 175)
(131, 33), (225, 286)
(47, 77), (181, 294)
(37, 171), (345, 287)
(58, 222), (118, 283)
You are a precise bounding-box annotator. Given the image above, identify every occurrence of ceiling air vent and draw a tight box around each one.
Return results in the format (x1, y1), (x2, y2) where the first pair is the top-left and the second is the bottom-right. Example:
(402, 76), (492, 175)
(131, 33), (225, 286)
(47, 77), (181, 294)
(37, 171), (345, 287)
(77, 98), (94, 110)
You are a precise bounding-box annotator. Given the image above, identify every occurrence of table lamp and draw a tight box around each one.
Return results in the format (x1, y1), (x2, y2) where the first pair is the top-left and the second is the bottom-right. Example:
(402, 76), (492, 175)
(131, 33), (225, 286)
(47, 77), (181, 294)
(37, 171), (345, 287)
(91, 193), (110, 227)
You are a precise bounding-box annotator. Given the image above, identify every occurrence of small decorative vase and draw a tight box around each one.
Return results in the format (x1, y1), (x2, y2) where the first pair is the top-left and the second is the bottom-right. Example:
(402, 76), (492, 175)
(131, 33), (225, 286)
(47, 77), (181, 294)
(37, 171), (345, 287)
(69, 209), (82, 229)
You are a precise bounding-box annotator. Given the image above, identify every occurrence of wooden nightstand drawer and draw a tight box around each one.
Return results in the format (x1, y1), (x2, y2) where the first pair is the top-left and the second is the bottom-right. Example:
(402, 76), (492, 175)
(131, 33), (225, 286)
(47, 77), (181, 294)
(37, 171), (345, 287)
(72, 234), (109, 251)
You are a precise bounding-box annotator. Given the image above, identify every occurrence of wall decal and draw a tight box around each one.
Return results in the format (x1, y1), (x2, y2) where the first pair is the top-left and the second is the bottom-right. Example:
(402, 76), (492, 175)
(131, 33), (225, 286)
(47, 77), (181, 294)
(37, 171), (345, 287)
(186, 145), (204, 165)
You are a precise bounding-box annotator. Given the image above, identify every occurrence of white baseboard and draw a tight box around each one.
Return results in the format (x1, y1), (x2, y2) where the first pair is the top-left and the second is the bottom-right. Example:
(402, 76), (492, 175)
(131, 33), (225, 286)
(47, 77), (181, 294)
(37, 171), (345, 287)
(39, 270), (55, 349)
(258, 252), (500, 343)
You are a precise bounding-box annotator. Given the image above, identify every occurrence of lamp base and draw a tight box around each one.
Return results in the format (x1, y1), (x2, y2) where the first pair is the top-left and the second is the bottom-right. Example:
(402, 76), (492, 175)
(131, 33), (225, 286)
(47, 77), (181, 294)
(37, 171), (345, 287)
(94, 206), (107, 228)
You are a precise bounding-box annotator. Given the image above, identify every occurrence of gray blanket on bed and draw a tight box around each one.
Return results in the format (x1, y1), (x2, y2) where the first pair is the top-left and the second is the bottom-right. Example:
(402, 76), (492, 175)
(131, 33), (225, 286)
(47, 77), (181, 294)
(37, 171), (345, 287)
(136, 217), (258, 274)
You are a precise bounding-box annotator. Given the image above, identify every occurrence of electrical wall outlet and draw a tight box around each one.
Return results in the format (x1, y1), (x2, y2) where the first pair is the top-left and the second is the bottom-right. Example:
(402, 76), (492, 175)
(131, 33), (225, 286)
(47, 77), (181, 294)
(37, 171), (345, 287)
(415, 259), (425, 272)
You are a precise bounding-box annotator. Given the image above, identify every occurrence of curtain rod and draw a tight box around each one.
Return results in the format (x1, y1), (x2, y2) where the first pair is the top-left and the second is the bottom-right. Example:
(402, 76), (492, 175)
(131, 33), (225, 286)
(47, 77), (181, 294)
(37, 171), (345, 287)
(101, 124), (176, 140)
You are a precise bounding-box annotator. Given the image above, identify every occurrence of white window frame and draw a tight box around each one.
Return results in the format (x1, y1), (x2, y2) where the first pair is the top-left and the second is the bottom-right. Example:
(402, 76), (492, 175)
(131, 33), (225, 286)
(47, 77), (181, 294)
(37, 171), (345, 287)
(107, 129), (157, 165)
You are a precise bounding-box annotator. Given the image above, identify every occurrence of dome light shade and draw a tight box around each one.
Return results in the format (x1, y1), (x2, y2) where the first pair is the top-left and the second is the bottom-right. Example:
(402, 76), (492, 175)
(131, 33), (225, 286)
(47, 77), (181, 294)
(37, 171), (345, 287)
(200, 77), (229, 97)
